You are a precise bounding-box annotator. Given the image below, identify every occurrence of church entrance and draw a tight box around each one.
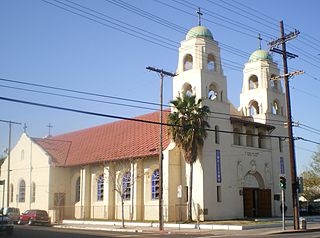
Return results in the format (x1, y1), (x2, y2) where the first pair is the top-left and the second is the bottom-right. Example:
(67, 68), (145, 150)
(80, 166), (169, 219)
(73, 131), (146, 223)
(243, 173), (271, 218)
(243, 188), (271, 217)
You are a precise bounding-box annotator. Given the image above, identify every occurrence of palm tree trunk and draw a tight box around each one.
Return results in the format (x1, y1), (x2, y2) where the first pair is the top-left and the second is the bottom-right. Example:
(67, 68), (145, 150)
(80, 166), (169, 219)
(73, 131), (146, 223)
(188, 162), (193, 222)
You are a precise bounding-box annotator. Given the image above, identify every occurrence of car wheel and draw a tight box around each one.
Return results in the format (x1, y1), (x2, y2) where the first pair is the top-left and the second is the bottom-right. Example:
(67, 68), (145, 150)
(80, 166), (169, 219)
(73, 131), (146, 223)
(17, 220), (22, 225)
(28, 219), (33, 225)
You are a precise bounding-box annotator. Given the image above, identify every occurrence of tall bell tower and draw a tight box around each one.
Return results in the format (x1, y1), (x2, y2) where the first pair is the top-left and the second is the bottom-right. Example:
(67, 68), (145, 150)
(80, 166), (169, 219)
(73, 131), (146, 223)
(172, 25), (228, 112)
(239, 49), (286, 124)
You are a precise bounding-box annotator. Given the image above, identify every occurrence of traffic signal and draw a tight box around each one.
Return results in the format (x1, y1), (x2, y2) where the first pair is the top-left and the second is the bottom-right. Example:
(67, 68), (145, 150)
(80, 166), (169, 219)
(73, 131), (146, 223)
(280, 176), (286, 190)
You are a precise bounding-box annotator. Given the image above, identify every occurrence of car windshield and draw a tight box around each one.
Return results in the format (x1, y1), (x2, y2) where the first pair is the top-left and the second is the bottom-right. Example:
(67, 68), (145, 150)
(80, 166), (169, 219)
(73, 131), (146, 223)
(22, 210), (29, 215)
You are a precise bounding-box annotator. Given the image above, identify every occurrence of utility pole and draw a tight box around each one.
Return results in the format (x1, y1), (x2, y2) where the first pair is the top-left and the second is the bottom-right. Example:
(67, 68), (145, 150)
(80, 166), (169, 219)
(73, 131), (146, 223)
(0, 119), (22, 207)
(146, 66), (176, 231)
(269, 21), (301, 230)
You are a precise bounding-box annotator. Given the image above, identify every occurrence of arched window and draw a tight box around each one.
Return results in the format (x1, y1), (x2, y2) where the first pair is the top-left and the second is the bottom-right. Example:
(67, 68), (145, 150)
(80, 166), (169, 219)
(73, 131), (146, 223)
(215, 125), (220, 144)
(233, 128), (241, 145)
(75, 177), (80, 203)
(122, 172), (131, 200)
(272, 100), (280, 115)
(208, 84), (218, 101)
(207, 54), (216, 71)
(19, 180), (26, 203)
(182, 83), (193, 97)
(249, 101), (259, 116)
(97, 174), (104, 201)
(183, 54), (193, 71)
(249, 75), (259, 89)
(246, 130), (254, 147)
(151, 169), (160, 200)
(271, 80), (278, 90)
(10, 184), (13, 203)
(31, 182), (36, 203)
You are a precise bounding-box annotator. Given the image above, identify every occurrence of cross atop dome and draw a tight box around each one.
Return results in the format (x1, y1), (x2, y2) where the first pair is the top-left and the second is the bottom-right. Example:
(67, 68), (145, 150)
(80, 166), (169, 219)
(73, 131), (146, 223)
(258, 33), (262, 50)
(196, 7), (203, 26)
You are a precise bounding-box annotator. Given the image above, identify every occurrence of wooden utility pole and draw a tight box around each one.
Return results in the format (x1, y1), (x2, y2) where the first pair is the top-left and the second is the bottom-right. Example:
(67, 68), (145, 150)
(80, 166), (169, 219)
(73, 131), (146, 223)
(269, 20), (301, 230)
(146, 66), (176, 231)
(0, 119), (21, 207)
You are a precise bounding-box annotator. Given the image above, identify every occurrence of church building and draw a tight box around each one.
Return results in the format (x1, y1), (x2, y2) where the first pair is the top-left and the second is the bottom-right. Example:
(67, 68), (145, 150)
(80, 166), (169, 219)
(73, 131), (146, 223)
(0, 23), (292, 222)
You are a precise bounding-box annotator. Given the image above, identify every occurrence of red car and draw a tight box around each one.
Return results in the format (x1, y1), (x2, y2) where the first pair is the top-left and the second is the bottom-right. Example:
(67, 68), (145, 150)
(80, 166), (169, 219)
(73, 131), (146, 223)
(18, 210), (50, 226)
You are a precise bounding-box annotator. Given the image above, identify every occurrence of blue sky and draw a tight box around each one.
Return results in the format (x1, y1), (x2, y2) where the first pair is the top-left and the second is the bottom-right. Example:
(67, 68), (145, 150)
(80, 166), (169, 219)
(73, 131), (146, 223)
(0, 0), (319, 174)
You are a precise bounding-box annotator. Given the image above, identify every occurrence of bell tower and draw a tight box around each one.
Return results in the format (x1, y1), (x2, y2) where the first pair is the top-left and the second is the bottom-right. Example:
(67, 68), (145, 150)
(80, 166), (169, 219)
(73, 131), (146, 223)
(172, 25), (228, 112)
(239, 49), (286, 123)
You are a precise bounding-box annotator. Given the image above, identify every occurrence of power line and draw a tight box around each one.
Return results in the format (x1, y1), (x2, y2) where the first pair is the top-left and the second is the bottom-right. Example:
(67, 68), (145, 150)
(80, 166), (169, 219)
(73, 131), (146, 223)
(297, 137), (320, 146)
(299, 123), (320, 134)
(0, 77), (293, 125)
(42, 0), (245, 72)
(154, 0), (257, 39)
(0, 95), (291, 140)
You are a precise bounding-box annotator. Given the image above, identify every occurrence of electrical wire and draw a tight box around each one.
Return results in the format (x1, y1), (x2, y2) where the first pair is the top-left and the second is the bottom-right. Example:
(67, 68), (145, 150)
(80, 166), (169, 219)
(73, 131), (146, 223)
(0, 77), (291, 125)
(0, 95), (290, 139)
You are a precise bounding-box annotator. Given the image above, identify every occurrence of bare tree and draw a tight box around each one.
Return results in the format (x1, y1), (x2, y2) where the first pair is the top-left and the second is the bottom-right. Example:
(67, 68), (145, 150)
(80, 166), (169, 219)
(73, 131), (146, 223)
(102, 159), (144, 228)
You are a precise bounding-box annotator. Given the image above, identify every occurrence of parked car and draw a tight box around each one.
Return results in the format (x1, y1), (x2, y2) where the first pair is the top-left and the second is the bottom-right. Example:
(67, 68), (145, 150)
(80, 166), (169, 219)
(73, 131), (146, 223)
(0, 213), (14, 235)
(0, 207), (20, 223)
(18, 210), (50, 226)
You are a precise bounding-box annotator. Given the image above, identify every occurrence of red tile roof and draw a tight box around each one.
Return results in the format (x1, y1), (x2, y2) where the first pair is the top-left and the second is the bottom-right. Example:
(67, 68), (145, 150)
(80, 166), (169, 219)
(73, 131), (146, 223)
(34, 111), (171, 167)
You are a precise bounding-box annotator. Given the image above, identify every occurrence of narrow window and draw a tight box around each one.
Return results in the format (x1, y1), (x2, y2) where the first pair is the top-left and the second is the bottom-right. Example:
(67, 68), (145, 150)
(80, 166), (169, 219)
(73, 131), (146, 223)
(249, 75), (258, 89)
(270, 75), (278, 90)
(75, 177), (80, 202)
(272, 101), (280, 115)
(182, 83), (193, 97)
(215, 125), (220, 144)
(233, 128), (241, 145)
(183, 54), (193, 71)
(249, 101), (259, 116)
(122, 172), (131, 200)
(151, 169), (160, 200)
(207, 54), (216, 71)
(246, 130), (253, 147)
(258, 132), (265, 148)
(31, 182), (36, 203)
(217, 186), (222, 202)
(208, 84), (218, 101)
(279, 138), (283, 153)
(97, 174), (104, 201)
(19, 180), (26, 203)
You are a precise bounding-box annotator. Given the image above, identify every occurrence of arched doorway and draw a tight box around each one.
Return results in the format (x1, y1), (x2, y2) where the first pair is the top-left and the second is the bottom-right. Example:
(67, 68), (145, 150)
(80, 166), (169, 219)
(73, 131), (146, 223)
(243, 172), (271, 218)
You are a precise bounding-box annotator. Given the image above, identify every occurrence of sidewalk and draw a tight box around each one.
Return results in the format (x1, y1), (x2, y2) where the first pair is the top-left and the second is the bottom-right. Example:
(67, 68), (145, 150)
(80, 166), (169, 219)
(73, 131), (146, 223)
(53, 216), (320, 236)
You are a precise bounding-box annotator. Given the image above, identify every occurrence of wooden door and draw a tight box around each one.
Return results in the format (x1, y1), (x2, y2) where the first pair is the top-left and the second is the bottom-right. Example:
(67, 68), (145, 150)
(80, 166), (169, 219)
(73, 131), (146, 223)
(258, 189), (271, 217)
(243, 188), (254, 217)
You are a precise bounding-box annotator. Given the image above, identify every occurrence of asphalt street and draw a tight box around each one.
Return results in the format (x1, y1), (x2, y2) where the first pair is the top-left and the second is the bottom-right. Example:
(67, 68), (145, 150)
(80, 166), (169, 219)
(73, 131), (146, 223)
(3, 225), (320, 238)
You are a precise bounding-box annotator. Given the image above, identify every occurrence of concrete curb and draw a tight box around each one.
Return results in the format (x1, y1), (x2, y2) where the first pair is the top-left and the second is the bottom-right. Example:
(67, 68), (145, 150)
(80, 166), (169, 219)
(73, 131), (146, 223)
(54, 224), (144, 233)
(59, 220), (285, 231)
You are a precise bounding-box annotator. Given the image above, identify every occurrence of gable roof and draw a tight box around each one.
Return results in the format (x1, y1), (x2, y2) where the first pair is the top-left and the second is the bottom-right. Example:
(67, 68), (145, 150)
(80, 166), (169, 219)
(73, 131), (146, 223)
(34, 111), (170, 167)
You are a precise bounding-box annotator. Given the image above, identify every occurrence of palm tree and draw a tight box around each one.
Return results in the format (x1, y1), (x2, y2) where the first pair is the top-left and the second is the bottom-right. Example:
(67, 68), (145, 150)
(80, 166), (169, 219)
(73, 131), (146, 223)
(167, 93), (210, 222)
